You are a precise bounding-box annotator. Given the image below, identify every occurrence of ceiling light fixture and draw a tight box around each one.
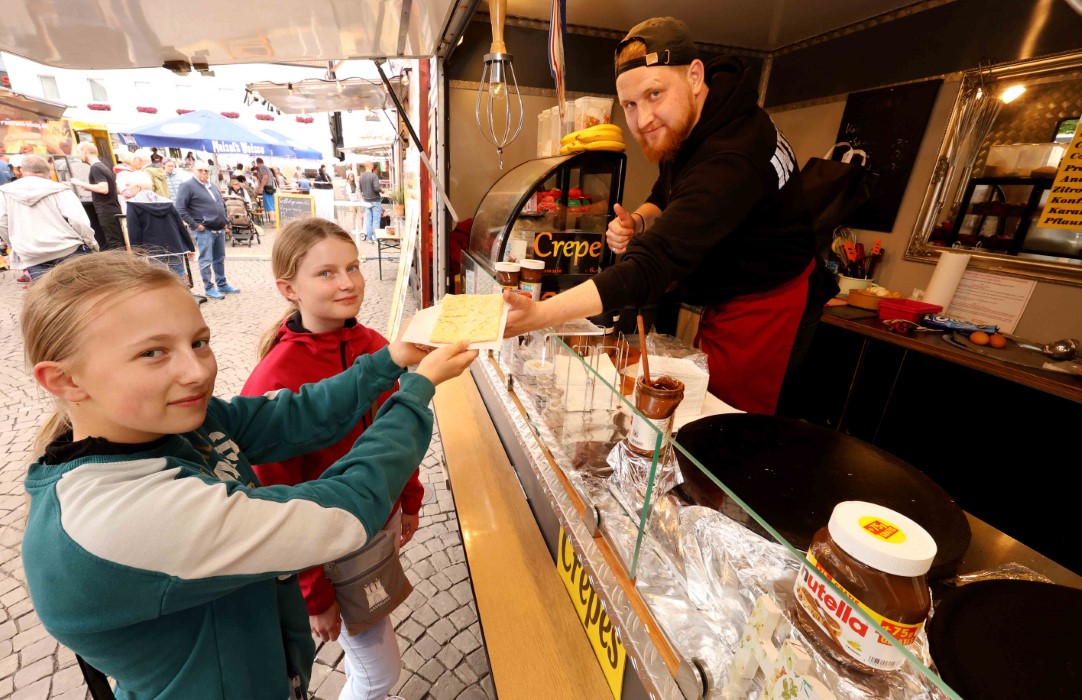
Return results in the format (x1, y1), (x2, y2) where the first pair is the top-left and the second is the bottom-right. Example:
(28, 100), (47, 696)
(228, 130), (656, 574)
(1000, 84), (1026, 104)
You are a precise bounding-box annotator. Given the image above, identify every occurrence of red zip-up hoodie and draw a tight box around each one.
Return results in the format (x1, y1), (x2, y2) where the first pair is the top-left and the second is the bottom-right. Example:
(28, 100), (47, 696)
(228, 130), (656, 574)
(241, 312), (424, 616)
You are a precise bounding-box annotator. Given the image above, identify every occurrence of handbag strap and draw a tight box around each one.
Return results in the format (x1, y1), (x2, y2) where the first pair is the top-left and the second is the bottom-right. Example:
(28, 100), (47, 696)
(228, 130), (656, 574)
(823, 142), (870, 166)
(824, 142), (852, 159)
(77, 655), (116, 700)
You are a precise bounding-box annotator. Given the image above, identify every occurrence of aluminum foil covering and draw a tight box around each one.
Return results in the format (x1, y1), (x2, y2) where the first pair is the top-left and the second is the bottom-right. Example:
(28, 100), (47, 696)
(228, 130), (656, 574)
(606, 442), (684, 517)
(952, 562), (1053, 585)
(479, 354), (954, 699)
(476, 357), (685, 700)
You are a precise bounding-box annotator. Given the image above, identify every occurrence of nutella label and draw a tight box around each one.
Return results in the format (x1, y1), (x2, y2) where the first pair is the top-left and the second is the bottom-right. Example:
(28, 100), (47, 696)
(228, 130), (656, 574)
(794, 554), (923, 671)
(519, 281), (542, 301)
(627, 414), (673, 453)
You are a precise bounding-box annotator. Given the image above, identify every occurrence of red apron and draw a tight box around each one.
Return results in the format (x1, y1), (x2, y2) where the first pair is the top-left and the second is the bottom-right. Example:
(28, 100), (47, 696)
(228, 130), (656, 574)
(695, 259), (815, 414)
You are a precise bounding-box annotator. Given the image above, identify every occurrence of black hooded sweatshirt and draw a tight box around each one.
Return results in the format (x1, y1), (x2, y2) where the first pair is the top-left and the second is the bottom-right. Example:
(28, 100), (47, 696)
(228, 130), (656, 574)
(125, 200), (197, 257)
(592, 57), (815, 311)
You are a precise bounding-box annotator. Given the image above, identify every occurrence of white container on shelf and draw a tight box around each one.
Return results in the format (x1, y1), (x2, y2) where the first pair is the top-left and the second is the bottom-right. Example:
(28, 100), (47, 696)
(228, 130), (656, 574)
(537, 113), (548, 158)
(986, 143), (1066, 177)
(573, 96), (614, 130)
(542, 107), (561, 157)
(561, 102), (576, 138)
(984, 144), (1024, 177)
(1014, 142), (1065, 175)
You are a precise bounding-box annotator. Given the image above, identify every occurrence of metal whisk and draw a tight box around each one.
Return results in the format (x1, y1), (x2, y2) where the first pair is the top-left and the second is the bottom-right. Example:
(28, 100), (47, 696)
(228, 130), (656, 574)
(475, 0), (523, 169)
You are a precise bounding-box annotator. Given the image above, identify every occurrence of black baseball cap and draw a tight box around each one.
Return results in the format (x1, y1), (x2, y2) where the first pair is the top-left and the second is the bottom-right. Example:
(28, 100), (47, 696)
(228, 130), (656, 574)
(615, 17), (701, 78)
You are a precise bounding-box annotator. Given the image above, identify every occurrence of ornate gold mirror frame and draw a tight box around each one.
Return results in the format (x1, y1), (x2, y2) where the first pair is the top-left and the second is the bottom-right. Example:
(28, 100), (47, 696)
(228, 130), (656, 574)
(905, 51), (1082, 286)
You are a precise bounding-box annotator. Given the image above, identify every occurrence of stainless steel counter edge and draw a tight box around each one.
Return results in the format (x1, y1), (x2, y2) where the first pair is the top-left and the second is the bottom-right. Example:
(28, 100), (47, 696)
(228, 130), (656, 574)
(472, 359), (685, 700)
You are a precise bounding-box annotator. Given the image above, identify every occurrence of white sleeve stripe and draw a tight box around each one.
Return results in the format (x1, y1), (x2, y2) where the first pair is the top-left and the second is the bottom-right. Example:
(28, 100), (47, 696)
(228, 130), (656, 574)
(56, 458), (367, 579)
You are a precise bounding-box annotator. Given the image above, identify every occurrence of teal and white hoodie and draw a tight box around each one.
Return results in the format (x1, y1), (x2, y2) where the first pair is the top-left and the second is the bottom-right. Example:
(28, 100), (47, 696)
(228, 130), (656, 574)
(22, 348), (433, 699)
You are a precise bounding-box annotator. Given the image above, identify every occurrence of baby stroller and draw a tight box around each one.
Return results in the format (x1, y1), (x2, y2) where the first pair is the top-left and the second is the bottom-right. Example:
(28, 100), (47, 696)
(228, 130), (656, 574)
(224, 195), (260, 247)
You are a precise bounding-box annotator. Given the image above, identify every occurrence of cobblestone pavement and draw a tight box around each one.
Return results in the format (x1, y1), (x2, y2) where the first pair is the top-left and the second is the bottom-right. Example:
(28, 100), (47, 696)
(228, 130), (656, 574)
(0, 237), (493, 699)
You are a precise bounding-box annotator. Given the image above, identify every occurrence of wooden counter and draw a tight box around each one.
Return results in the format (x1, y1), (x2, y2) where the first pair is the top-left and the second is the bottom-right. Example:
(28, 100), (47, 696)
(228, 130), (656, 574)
(820, 309), (1082, 403)
(433, 372), (611, 699)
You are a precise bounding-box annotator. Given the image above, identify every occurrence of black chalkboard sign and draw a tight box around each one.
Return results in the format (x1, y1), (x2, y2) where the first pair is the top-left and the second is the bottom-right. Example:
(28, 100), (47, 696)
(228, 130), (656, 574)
(275, 194), (315, 228)
(834, 79), (942, 233)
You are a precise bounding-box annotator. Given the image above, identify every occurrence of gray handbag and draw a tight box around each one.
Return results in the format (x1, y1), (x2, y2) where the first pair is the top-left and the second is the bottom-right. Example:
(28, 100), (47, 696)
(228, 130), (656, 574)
(324, 519), (412, 633)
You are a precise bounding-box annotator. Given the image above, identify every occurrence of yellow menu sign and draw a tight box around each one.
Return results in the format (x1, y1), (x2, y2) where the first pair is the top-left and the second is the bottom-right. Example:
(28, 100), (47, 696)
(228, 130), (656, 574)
(557, 527), (626, 699)
(1038, 132), (1082, 230)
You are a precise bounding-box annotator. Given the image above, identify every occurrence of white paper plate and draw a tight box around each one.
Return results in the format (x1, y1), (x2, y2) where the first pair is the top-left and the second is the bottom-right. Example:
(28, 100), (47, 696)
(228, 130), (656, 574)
(401, 299), (510, 350)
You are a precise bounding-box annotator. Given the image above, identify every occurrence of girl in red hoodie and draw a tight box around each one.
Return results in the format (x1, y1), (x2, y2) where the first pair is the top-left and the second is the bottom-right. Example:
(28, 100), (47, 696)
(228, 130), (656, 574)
(243, 217), (422, 699)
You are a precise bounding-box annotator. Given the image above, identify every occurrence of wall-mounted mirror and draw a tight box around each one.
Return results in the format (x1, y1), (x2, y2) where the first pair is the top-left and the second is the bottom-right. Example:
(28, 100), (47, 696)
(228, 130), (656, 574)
(906, 52), (1082, 286)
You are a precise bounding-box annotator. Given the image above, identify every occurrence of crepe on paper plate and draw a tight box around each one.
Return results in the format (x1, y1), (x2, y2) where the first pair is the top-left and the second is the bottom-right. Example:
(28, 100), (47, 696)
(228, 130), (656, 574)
(429, 293), (505, 344)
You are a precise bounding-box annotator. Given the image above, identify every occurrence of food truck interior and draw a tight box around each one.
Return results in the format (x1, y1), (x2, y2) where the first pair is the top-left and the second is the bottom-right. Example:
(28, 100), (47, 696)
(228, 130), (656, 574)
(2, 1), (1080, 698)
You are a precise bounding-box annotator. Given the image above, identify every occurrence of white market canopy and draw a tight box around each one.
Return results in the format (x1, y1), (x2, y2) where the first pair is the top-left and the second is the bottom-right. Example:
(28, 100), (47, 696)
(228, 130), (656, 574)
(248, 77), (406, 115)
(0, 0), (466, 69)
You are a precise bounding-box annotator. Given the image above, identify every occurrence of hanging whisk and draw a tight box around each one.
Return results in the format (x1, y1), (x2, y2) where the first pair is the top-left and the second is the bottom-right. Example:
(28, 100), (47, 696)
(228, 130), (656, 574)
(475, 0), (523, 169)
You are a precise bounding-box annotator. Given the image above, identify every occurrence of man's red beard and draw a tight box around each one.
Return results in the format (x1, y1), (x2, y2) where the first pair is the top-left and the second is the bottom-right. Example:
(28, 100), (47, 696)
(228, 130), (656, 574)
(633, 93), (697, 163)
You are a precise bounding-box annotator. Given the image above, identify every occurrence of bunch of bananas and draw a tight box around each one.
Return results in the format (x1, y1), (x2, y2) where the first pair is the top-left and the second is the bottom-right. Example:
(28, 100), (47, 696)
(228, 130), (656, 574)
(559, 124), (625, 154)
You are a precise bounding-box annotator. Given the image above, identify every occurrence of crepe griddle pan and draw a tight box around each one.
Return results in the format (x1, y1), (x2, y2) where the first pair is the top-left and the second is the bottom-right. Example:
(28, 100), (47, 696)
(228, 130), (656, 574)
(928, 580), (1082, 698)
(674, 413), (969, 579)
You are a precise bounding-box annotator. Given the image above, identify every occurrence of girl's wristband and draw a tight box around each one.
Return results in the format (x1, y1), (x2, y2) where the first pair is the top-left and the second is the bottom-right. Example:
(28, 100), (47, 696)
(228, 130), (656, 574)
(631, 211), (645, 234)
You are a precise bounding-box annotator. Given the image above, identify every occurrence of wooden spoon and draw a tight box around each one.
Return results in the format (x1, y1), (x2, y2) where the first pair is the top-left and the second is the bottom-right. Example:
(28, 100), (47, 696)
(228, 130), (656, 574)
(637, 313), (651, 387)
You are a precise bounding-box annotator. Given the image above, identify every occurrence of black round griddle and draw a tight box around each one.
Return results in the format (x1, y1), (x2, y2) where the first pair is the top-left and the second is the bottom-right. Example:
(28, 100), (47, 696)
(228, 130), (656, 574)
(928, 580), (1082, 698)
(674, 413), (970, 579)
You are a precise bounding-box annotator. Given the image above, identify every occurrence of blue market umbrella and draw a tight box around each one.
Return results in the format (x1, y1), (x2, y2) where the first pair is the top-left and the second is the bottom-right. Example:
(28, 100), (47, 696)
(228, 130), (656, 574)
(118, 109), (296, 158)
(253, 127), (324, 160)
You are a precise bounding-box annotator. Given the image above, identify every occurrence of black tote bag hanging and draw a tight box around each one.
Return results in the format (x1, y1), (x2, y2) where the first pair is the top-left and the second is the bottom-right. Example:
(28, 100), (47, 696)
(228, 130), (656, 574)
(800, 142), (879, 257)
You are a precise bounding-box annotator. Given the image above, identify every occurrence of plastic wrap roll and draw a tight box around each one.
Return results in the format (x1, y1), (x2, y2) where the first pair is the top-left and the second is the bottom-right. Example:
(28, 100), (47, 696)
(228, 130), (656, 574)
(923, 252), (971, 308)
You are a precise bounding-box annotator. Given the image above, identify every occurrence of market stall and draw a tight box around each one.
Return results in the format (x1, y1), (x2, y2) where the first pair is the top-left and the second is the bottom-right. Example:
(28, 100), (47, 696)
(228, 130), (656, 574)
(433, 327), (1082, 699)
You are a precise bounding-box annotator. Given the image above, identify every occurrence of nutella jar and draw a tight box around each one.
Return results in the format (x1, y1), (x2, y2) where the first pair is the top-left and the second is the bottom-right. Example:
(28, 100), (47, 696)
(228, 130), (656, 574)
(794, 501), (937, 674)
(626, 376), (684, 456)
(518, 259), (545, 301)
(494, 262), (521, 291)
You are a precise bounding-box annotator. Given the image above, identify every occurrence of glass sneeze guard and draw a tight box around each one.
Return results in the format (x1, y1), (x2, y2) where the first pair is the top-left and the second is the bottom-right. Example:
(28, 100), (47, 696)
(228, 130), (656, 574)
(491, 335), (964, 699)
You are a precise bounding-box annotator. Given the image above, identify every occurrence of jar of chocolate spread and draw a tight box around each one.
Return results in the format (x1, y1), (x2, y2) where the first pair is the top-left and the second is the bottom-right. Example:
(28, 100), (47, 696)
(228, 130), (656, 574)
(494, 262), (520, 291)
(518, 259), (545, 301)
(793, 501), (937, 674)
(625, 375), (684, 456)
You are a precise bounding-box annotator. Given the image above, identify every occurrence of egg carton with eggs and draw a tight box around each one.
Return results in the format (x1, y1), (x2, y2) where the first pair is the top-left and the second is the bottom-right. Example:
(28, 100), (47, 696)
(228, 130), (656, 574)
(847, 284), (903, 311)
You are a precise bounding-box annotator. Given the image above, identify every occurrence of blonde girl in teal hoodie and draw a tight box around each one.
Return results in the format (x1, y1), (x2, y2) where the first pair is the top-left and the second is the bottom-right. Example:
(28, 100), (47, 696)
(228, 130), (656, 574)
(20, 252), (475, 699)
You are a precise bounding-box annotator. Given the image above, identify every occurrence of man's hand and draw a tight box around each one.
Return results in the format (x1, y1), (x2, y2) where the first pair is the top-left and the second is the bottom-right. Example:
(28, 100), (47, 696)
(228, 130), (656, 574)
(606, 203), (637, 255)
(400, 512), (419, 547)
(196, 224), (205, 232)
(503, 289), (547, 337)
(309, 601), (341, 642)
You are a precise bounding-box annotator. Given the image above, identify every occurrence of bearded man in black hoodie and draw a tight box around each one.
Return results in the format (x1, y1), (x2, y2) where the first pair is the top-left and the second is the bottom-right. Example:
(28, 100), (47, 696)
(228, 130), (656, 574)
(505, 17), (826, 414)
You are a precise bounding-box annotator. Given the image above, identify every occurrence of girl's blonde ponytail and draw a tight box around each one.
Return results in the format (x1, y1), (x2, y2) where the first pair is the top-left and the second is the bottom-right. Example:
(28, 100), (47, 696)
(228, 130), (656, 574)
(257, 306), (297, 360)
(33, 412), (72, 456)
